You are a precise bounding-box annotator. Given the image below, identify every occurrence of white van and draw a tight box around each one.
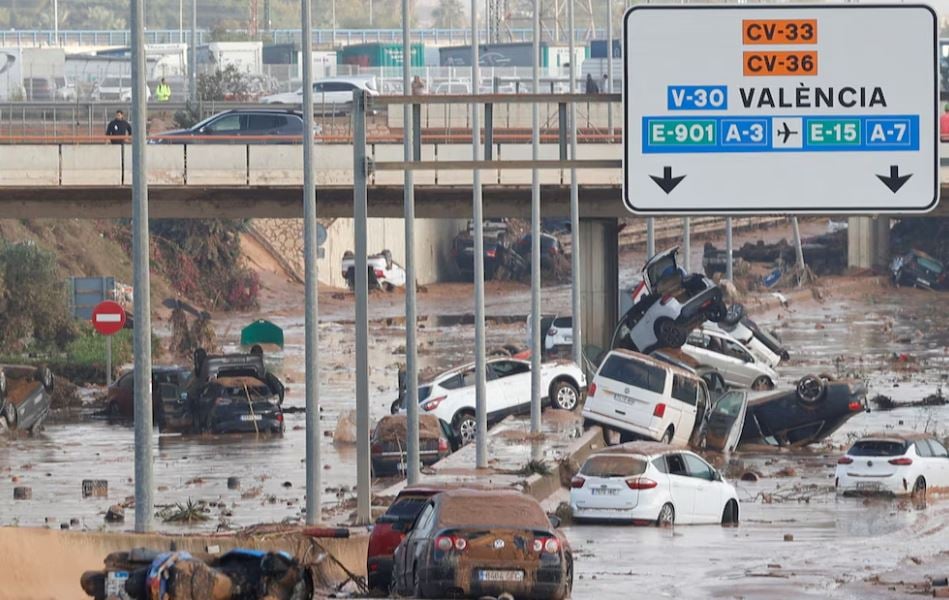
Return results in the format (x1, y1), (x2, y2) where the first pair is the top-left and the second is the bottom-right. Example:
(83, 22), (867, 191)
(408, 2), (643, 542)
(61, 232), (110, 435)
(582, 349), (710, 446)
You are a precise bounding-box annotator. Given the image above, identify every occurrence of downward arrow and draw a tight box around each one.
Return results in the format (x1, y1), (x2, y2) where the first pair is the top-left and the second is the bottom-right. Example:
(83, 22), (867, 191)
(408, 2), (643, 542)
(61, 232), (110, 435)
(876, 165), (912, 194)
(650, 166), (686, 194)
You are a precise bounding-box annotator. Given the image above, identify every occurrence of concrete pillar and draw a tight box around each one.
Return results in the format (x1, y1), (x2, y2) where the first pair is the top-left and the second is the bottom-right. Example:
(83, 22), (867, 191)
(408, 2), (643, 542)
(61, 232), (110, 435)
(578, 218), (619, 356)
(847, 216), (890, 270)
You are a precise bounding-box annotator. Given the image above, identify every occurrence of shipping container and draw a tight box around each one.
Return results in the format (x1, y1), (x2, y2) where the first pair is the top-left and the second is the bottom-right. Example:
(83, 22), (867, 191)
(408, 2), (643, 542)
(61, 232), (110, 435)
(438, 42), (584, 69)
(589, 39), (621, 59)
(338, 43), (424, 68)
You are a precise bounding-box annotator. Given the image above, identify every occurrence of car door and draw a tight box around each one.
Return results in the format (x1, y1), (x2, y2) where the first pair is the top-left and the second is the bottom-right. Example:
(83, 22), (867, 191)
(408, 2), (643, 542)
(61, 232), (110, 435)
(663, 453), (697, 523)
(400, 502), (436, 591)
(701, 390), (748, 453)
(927, 439), (949, 487)
(202, 113), (242, 140)
(487, 359), (531, 416)
(245, 113), (281, 139)
(719, 337), (759, 388)
(682, 453), (722, 523)
(669, 374), (698, 444)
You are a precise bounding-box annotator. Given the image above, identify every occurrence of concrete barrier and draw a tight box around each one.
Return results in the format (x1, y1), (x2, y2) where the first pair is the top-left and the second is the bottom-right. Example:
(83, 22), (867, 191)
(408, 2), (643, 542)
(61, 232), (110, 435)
(249, 145), (302, 185)
(314, 144), (355, 186)
(0, 144), (59, 185)
(576, 144), (622, 185)
(146, 144), (186, 185)
(497, 143), (563, 185)
(185, 145), (247, 185)
(61, 144), (122, 185)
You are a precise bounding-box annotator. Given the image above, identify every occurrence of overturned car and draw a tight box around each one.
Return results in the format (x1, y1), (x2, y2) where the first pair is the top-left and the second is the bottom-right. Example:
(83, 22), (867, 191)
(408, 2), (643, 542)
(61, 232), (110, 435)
(613, 247), (728, 354)
(159, 349), (285, 435)
(0, 365), (53, 434)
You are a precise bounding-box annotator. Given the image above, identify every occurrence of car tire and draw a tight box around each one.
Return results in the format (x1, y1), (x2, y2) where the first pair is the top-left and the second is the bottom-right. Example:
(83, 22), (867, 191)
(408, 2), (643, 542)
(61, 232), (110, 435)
(2, 402), (16, 428)
(751, 376), (774, 391)
(795, 375), (826, 405)
(654, 318), (688, 348)
(656, 503), (675, 527)
(660, 427), (674, 444)
(912, 476), (927, 499)
(454, 411), (477, 446)
(35, 366), (53, 391)
(550, 380), (580, 412)
(721, 500), (739, 526)
(390, 399), (401, 415)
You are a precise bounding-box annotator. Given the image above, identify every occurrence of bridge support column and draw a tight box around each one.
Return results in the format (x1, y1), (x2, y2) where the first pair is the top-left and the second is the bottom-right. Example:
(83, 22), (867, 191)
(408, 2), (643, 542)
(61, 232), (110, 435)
(578, 218), (619, 355)
(847, 216), (890, 270)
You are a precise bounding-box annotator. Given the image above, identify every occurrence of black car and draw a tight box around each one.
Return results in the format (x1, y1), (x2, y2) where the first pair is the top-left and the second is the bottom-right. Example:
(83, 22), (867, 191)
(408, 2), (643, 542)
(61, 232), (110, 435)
(152, 109), (309, 143)
(0, 365), (53, 434)
(162, 348), (286, 434)
(891, 250), (947, 291)
(452, 221), (509, 280)
(513, 232), (565, 271)
(739, 376), (868, 446)
(391, 489), (573, 600)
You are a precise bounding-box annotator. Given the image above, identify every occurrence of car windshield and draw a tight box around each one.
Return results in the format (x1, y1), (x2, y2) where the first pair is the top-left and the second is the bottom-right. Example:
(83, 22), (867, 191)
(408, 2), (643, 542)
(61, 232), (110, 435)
(848, 440), (908, 456)
(581, 455), (646, 478)
(598, 355), (666, 394)
(378, 495), (430, 523)
(713, 391), (745, 417)
(917, 256), (943, 274)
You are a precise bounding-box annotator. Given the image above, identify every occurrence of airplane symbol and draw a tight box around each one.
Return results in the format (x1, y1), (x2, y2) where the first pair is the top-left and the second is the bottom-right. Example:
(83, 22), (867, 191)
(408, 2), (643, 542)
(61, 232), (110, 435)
(777, 122), (798, 144)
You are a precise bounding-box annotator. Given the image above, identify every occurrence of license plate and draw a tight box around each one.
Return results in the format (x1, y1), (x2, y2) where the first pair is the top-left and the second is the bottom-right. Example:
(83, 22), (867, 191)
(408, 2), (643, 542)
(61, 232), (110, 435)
(591, 488), (618, 496)
(240, 414), (263, 422)
(564, 336), (573, 343)
(856, 481), (881, 490)
(479, 570), (524, 582)
(614, 393), (636, 405)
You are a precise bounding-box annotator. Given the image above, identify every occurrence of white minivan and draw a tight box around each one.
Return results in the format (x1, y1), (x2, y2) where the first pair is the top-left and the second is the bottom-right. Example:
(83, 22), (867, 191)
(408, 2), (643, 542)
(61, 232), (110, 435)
(582, 349), (710, 446)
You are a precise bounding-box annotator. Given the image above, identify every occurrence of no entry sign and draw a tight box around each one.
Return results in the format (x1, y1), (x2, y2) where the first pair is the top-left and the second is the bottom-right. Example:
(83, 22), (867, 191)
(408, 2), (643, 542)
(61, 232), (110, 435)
(623, 4), (939, 214)
(91, 300), (127, 336)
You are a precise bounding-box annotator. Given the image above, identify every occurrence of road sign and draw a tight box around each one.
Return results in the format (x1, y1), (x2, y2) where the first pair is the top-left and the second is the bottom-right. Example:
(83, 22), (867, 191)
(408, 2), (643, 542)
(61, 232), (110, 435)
(91, 300), (127, 336)
(623, 4), (938, 214)
(70, 276), (115, 320)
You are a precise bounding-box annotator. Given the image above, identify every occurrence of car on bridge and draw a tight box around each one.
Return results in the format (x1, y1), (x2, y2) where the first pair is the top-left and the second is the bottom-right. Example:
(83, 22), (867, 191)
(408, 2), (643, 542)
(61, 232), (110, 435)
(151, 108), (315, 143)
(260, 76), (378, 114)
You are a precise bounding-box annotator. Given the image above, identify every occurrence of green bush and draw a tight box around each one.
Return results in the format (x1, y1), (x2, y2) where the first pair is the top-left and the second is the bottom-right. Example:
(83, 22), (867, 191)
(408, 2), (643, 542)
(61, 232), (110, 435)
(65, 323), (134, 366)
(0, 242), (75, 351)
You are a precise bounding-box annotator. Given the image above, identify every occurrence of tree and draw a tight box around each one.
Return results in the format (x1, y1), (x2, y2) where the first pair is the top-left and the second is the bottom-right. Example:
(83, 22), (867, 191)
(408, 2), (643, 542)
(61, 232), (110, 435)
(432, 0), (467, 29)
(0, 242), (75, 351)
(197, 64), (251, 101)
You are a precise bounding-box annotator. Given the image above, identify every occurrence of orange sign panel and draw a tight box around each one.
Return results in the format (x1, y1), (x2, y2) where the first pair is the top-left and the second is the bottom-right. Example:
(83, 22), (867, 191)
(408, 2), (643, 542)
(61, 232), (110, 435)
(743, 51), (818, 76)
(743, 19), (818, 45)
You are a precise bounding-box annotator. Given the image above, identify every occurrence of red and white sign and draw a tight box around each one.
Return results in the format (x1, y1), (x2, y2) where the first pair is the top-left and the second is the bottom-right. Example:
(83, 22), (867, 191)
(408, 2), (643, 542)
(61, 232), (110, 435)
(91, 300), (127, 336)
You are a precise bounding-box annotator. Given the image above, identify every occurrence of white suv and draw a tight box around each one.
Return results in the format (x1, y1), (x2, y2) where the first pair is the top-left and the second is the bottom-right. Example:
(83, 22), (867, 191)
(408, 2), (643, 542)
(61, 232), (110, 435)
(398, 358), (586, 446)
(583, 349), (710, 446)
(682, 327), (777, 390)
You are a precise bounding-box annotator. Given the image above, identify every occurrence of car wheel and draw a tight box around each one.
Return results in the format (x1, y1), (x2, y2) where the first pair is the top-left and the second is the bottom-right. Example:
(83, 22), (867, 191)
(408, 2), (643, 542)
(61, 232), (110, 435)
(454, 412), (477, 446)
(722, 303), (745, 326)
(2, 402), (16, 428)
(656, 503), (675, 527)
(912, 476), (927, 499)
(721, 500), (739, 526)
(654, 318), (687, 348)
(795, 375), (826, 405)
(383, 282), (395, 292)
(751, 376), (774, 391)
(35, 366), (53, 391)
(550, 380), (580, 411)
(660, 427), (674, 444)
(390, 399), (401, 415)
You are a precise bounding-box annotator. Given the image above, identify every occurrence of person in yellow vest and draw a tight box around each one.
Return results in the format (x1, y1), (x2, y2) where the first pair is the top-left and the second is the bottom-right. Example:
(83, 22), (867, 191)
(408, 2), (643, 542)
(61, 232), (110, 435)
(156, 78), (171, 102)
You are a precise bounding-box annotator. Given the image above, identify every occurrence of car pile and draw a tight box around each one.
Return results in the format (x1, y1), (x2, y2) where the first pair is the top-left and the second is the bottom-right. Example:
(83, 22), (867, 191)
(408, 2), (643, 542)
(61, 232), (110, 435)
(452, 220), (568, 283)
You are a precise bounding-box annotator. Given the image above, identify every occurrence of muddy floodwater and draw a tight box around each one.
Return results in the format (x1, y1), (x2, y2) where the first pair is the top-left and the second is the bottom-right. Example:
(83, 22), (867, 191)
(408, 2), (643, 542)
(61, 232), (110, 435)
(1, 262), (947, 596)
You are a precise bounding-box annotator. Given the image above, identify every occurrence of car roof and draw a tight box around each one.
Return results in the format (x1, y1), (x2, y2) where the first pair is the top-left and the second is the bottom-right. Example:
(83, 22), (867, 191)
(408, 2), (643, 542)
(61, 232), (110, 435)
(591, 441), (690, 459)
(423, 357), (527, 384)
(605, 348), (702, 381)
(215, 108), (304, 117)
(854, 432), (934, 443)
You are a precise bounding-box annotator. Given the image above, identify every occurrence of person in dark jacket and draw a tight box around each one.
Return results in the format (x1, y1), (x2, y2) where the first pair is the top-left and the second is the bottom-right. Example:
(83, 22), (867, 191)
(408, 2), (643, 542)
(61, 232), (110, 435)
(585, 73), (599, 95)
(105, 110), (132, 144)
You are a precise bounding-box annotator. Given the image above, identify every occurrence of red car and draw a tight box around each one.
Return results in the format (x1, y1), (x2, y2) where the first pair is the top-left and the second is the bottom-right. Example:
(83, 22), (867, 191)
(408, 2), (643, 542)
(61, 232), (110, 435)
(367, 486), (443, 592)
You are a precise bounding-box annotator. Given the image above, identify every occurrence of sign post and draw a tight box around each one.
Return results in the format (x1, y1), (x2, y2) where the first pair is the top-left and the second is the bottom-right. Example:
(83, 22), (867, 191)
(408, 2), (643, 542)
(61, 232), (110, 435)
(623, 4), (938, 214)
(91, 300), (127, 386)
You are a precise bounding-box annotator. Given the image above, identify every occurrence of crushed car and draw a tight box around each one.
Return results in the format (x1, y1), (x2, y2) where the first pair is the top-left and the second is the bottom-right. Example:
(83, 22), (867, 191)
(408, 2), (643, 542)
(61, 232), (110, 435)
(159, 349), (285, 435)
(371, 414), (453, 477)
(570, 443), (740, 526)
(682, 326), (777, 390)
(391, 488), (573, 600)
(0, 365), (53, 434)
(105, 365), (191, 420)
(80, 547), (310, 600)
(890, 250), (947, 291)
(368, 486), (444, 592)
(835, 433), (949, 497)
(392, 358), (585, 446)
(613, 247), (727, 353)
(342, 249), (407, 292)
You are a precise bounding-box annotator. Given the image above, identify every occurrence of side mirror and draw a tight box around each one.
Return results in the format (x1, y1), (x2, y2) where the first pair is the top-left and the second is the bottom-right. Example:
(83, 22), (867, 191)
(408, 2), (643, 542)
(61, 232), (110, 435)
(547, 514), (562, 529)
(713, 470), (723, 482)
(198, 126), (206, 134)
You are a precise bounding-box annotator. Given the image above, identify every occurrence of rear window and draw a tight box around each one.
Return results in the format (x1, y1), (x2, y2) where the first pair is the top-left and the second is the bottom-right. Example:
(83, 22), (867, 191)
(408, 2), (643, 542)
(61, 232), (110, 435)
(379, 495), (430, 523)
(848, 440), (908, 457)
(438, 494), (549, 529)
(552, 316), (572, 328)
(712, 391), (744, 417)
(670, 375), (697, 405)
(580, 455), (646, 478)
(598, 355), (666, 394)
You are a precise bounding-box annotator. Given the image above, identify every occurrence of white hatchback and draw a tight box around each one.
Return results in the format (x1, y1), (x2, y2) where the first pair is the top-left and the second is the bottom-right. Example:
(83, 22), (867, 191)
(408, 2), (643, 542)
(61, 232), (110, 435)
(582, 350), (710, 446)
(571, 443), (740, 526)
(399, 358), (586, 446)
(835, 434), (949, 497)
